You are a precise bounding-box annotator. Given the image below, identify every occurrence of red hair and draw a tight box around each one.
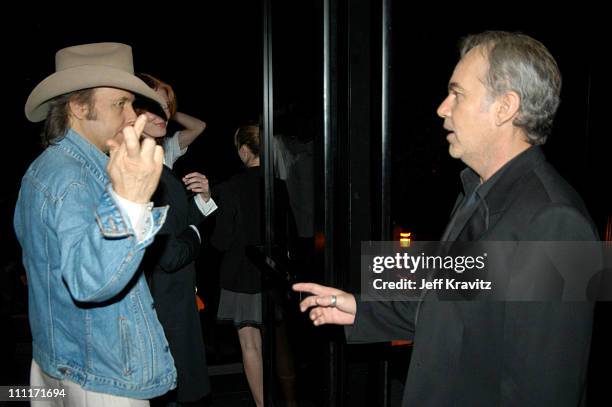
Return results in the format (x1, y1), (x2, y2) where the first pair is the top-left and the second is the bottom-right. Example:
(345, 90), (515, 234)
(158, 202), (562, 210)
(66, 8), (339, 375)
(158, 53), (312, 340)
(136, 73), (177, 117)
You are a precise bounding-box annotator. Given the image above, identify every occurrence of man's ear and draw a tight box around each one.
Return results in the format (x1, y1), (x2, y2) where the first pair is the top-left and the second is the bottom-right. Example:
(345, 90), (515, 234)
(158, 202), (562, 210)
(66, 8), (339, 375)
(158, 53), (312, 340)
(495, 90), (520, 126)
(68, 100), (90, 120)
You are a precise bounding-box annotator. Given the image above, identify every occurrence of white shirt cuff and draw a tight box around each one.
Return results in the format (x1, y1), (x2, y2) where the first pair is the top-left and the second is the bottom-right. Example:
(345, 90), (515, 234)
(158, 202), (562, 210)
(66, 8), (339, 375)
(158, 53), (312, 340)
(194, 194), (218, 216)
(108, 187), (152, 242)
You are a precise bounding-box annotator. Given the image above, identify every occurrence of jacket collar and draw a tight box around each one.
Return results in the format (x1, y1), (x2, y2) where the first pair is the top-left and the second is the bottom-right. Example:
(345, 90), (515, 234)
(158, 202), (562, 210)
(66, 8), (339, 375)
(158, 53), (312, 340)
(455, 146), (546, 241)
(57, 129), (109, 185)
(481, 145), (546, 216)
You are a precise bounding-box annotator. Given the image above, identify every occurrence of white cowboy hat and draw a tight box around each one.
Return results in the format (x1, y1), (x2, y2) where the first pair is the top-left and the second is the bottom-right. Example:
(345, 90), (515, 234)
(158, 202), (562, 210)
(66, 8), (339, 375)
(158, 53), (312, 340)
(25, 42), (164, 122)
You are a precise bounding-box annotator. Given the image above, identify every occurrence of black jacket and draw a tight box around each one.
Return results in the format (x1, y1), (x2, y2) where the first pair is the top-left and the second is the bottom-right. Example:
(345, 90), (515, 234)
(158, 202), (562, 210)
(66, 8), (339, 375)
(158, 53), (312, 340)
(144, 165), (210, 402)
(347, 147), (598, 407)
(211, 166), (290, 293)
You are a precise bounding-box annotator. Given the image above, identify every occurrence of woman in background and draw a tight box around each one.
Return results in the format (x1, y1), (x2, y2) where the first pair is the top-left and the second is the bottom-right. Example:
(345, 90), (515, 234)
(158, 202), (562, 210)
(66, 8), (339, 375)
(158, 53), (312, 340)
(212, 124), (264, 406)
(135, 74), (215, 407)
(136, 73), (206, 169)
(211, 124), (297, 407)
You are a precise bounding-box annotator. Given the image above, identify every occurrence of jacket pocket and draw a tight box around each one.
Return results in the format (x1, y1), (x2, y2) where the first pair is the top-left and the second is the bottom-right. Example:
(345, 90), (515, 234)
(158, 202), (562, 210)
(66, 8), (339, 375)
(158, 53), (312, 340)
(118, 317), (133, 377)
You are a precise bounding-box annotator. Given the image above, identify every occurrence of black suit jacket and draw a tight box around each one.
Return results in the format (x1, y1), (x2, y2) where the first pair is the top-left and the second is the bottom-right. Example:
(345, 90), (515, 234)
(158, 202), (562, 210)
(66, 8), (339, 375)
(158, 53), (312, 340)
(347, 147), (598, 406)
(211, 166), (291, 293)
(144, 166), (210, 402)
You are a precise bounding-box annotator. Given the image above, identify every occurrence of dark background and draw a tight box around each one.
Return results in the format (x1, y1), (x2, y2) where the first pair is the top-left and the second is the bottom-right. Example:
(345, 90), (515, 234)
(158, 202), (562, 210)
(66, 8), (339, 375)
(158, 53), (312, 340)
(4, 10), (608, 260)
(1, 3), (611, 406)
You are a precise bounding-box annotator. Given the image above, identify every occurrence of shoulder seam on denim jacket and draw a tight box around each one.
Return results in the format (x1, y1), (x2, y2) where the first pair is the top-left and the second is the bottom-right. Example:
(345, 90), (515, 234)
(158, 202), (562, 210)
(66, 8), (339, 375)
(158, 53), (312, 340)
(56, 142), (107, 186)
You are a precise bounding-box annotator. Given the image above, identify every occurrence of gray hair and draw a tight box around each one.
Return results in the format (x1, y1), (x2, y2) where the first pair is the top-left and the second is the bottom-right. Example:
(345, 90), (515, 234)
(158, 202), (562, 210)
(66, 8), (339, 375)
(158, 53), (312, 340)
(460, 31), (561, 145)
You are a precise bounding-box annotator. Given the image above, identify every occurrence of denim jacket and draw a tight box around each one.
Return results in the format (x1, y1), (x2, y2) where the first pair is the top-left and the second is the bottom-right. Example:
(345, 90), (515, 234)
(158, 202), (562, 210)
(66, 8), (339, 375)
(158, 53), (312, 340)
(14, 130), (177, 399)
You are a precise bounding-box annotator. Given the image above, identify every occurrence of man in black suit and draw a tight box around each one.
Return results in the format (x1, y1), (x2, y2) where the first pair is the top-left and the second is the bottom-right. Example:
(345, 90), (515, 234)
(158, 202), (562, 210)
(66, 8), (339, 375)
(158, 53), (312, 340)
(294, 31), (599, 406)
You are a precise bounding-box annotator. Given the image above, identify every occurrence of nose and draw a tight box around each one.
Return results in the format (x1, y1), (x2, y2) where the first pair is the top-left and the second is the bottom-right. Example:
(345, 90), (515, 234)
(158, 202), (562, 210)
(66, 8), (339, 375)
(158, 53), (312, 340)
(125, 104), (138, 125)
(437, 94), (452, 118)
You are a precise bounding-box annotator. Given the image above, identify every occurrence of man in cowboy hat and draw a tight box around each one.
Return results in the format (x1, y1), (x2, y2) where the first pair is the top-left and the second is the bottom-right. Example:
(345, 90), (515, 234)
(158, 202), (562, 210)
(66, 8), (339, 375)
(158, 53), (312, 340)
(14, 42), (176, 406)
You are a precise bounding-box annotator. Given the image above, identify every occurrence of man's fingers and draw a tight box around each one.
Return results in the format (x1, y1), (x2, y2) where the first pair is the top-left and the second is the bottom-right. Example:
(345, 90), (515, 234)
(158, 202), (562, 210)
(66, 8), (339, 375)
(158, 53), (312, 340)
(184, 178), (204, 186)
(299, 295), (338, 312)
(183, 173), (207, 183)
(315, 295), (338, 308)
(299, 295), (320, 312)
(106, 142), (118, 171)
(106, 116), (163, 204)
(133, 114), (147, 138)
(106, 139), (120, 155)
(153, 145), (164, 167)
(140, 135), (157, 157)
(123, 126), (140, 158)
(310, 308), (330, 326)
(310, 308), (321, 322)
(293, 282), (331, 296)
(122, 115), (148, 158)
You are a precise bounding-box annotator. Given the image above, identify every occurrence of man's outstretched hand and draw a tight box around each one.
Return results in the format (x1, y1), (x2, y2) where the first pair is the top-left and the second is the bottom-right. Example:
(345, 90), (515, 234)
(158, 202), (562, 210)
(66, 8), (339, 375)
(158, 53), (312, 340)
(293, 282), (356, 326)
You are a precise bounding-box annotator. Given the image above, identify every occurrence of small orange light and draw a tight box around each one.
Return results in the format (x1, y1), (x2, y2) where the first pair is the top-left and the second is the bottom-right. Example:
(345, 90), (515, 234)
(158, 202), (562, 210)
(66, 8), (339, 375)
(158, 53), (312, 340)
(399, 232), (412, 247)
(391, 339), (413, 347)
